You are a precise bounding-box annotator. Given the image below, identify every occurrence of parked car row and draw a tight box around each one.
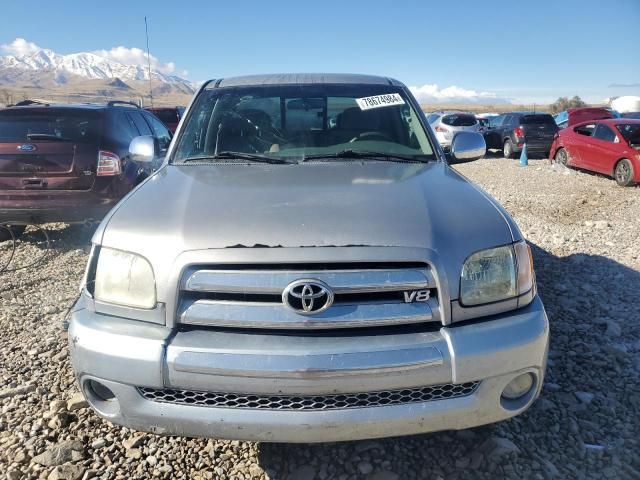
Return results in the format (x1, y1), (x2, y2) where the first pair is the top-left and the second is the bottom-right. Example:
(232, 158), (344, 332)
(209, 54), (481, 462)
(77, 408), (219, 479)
(0, 100), (175, 240)
(427, 110), (558, 159)
(424, 106), (639, 187)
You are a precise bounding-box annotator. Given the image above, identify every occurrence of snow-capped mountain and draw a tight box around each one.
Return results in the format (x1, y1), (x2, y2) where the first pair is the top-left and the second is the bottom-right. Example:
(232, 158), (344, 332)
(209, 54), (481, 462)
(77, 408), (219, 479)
(0, 47), (193, 90)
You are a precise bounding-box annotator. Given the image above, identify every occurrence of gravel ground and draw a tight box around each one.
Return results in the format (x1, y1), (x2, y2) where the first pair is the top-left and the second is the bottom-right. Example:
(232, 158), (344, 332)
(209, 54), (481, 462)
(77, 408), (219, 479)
(1, 156), (639, 480)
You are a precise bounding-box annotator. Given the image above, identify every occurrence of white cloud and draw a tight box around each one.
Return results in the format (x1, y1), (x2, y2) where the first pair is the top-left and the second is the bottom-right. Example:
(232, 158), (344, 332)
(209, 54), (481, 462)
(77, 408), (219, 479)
(0, 38), (42, 56)
(91, 46), (179, 75)
(409, 83), (507, 104)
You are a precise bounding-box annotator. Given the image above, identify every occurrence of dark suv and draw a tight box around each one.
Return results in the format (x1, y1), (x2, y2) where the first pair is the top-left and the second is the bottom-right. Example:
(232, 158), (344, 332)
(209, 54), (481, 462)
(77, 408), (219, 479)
(0, 101), (171, 238)
(484, 112), (558, 158)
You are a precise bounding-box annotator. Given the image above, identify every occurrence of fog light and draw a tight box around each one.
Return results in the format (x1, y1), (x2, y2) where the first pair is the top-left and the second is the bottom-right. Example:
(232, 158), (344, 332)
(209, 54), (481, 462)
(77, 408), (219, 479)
(502, 373), (534, 400)
(86, 380), (116, 402)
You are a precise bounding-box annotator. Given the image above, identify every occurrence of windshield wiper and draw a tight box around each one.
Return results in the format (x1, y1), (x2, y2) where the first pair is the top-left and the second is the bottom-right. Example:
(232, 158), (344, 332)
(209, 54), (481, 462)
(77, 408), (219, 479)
(302, 150), (431, 163)
(182, 152), (292, 164)
(26, 133), (73, 141)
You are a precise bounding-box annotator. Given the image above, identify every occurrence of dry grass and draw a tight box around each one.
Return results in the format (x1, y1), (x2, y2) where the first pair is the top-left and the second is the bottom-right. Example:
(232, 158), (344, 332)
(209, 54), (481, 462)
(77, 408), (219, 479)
(419, 103), (554, 114)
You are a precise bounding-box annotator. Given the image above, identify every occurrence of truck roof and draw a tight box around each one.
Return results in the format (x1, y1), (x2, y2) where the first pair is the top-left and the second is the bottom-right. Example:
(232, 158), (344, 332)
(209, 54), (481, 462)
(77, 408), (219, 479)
(209, 73), (405, 88)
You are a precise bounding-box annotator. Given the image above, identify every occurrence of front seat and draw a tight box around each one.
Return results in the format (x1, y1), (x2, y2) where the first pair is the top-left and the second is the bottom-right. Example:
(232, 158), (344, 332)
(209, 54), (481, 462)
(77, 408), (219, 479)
(331, 107), (382, 144)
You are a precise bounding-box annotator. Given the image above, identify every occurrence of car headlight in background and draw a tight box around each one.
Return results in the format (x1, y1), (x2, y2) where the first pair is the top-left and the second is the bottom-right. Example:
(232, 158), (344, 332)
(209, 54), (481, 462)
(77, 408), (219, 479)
(93, 247), (156, 309)
(460, 241), (534, 306)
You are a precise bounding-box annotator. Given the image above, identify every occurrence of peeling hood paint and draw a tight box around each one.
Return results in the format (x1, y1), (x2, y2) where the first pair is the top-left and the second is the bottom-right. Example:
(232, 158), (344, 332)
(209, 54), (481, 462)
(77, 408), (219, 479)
(98, 162), (517, 298)
(102, 162), (513, 250)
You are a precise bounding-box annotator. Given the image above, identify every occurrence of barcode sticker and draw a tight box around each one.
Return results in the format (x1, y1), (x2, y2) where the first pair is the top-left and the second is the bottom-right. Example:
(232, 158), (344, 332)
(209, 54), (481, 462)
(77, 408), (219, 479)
(356, 93), (406, 111)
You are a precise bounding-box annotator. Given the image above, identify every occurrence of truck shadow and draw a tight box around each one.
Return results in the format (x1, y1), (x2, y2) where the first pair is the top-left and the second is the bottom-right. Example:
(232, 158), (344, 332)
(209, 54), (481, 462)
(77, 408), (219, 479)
(255, 242), (639, 479)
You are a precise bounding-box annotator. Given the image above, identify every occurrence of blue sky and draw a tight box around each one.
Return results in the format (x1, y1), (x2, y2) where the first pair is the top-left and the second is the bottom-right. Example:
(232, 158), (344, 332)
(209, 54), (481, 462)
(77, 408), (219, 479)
(1, 0), (638, 104)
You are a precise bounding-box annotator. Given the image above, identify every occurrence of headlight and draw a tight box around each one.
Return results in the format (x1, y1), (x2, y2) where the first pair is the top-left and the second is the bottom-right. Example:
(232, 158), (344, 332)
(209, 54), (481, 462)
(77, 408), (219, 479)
(94, 247), (156, 309)
(460, 241), (534, 306)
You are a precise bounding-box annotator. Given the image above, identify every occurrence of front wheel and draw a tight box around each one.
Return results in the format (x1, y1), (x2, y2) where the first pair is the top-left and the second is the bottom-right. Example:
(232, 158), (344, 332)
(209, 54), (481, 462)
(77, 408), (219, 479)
(554, 148), (569, 166)
(614, 159), (635, 187)
(503, 139), (516, 159)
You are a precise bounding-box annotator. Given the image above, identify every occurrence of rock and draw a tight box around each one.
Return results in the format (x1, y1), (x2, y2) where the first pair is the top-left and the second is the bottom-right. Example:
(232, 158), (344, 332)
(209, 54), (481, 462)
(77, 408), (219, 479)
(6, 471), (21, 480)
(122, 435), (146, 450)
(368, 472), (399, 480)
(147, 455), (158, 466)
(478, 437), (521, 460)
(49, 400), (67, 412)
(0, 384), (35, 399)
(248, 463), (263, 478)
(66, 393), (88, 411)
(469, 451), (484, 469)
(542, 459), (560, 478)
(605, 321), (622, 338)
(32, 440), (84, 466)
(604, 343), (629, 362)
(593, 220), (610, 229)
(574, 391), (595, 404)
(358, 461), (374, 475)
(14, 450), (30, 464)
(354, 440), (383, 453)
(125, 448), (142, 459)
(48, 464), (85, 480)
(89, 439), (106, 450)
(290, 465), (316, 480)
(47, 412), (75, 430)
(455, 456), (471, 468)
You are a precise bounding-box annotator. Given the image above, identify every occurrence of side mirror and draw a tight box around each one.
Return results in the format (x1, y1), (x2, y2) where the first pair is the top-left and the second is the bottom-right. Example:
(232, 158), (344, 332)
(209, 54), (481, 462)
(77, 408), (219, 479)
(448, 131), (486, 164)
(129, 136), (156, 163)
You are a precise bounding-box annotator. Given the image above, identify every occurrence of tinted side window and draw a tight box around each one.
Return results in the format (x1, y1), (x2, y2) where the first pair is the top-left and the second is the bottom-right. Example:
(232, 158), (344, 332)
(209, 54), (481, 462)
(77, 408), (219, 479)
(107, 111), (138, 144)
(502, 115), (514, 125)
(427, 113), (440, 124)
(128, 112), (153, 136)
(489, 115), (504, 127)
(145, 114), (172, 150)
(593, 124), (617, 142)
(575, 124), (596, 137)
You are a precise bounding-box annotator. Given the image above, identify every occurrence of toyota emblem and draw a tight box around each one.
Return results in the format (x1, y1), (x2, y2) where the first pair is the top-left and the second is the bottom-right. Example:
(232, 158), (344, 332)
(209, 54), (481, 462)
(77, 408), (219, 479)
(282, 279), (334, 315)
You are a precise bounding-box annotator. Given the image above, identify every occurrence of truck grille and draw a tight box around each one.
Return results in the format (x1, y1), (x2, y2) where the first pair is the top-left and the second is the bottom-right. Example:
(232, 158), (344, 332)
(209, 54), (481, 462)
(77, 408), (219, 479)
(177, 263), (440, 329)
(138, 382), (479, 411)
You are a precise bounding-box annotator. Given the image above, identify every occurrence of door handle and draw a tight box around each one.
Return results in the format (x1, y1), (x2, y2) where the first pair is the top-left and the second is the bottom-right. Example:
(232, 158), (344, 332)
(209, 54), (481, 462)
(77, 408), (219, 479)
(22, 179), (47, 189)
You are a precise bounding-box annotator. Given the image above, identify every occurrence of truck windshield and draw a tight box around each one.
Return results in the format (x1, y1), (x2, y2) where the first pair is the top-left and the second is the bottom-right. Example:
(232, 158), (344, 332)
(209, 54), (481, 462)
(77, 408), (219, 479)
(172, 85), (435, 163)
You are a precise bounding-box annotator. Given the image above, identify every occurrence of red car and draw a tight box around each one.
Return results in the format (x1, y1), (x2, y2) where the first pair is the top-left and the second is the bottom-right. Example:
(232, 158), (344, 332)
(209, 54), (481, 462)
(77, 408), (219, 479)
(550, 118), (640, 186)
(144, 107), (185, 134)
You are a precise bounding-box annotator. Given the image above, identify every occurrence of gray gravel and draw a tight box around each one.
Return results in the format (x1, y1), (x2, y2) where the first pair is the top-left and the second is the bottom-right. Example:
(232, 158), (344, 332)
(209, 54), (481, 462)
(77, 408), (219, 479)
(1, 156), (639, 479)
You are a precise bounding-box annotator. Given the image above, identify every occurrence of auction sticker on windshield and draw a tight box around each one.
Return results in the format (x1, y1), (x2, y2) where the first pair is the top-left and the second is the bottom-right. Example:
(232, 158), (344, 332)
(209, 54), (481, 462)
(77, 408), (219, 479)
(356, 93), (405, 111)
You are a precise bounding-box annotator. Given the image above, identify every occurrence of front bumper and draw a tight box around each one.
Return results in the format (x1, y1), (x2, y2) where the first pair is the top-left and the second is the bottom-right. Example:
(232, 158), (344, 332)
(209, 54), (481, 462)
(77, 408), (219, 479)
(68, 297), (549, 443)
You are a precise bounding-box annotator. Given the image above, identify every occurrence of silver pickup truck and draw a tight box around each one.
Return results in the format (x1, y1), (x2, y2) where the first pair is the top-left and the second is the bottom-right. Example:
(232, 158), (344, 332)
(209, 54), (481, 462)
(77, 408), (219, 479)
(69, 74), (548, 443)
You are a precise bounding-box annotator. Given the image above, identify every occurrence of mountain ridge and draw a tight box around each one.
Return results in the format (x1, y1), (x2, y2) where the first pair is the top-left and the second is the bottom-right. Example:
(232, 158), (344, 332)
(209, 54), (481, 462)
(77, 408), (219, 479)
(0, 46), (194, 91)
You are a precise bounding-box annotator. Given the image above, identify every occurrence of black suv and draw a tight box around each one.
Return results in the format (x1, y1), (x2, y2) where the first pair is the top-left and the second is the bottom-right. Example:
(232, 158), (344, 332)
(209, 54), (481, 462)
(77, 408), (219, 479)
(483, 112), (558, 158)
(0, 101), (172, 240)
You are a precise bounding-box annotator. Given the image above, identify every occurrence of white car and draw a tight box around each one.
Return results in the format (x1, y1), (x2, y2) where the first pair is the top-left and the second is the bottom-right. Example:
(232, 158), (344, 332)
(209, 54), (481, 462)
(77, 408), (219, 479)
(427, 111), (480, 149)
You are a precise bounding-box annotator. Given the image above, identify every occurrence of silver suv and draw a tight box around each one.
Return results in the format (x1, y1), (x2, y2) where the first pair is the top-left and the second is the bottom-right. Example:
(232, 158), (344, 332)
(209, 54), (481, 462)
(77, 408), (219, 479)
(427, 111), (480, 149)
(69, 74), (548, 443)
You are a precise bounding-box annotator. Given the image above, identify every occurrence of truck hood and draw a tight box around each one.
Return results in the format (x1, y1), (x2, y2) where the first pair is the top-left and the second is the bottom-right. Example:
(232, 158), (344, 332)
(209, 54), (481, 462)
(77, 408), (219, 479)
(97, 162), (519, 298)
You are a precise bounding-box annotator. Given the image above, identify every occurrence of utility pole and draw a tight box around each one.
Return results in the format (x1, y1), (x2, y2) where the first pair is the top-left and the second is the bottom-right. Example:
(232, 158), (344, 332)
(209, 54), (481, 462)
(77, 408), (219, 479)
(145, 16), (154, 108)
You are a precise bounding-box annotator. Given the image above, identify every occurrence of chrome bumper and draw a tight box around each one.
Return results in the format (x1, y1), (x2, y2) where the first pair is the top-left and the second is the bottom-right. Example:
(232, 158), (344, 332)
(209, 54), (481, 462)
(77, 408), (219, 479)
(68, 297), (549, 443)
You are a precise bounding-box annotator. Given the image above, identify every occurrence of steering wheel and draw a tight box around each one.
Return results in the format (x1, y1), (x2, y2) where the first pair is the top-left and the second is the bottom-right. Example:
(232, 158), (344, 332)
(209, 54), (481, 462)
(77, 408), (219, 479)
(349, 131), (392, 143)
